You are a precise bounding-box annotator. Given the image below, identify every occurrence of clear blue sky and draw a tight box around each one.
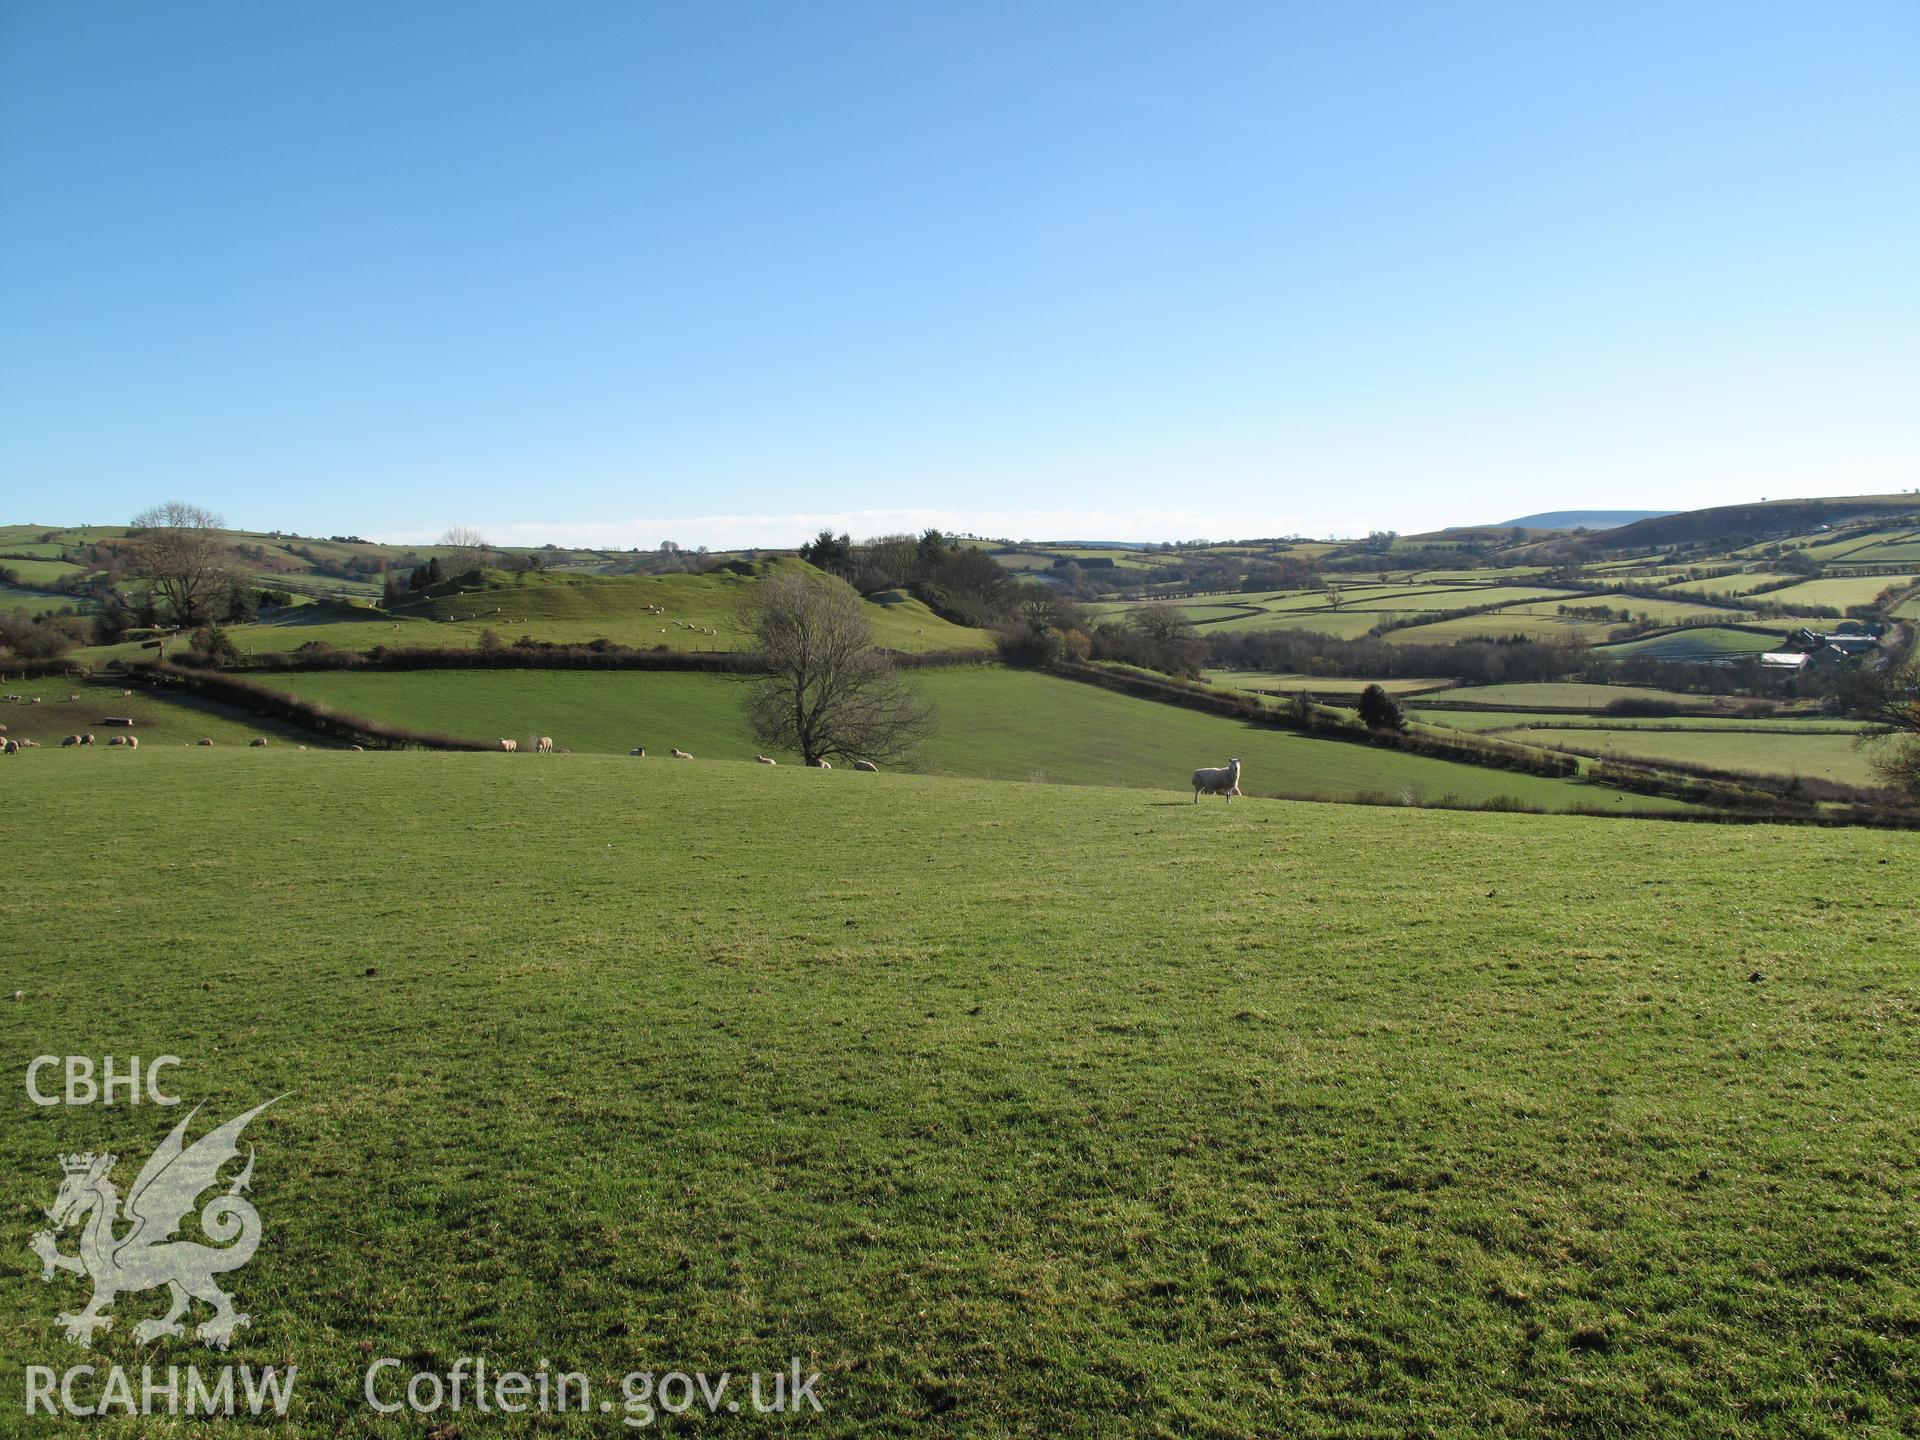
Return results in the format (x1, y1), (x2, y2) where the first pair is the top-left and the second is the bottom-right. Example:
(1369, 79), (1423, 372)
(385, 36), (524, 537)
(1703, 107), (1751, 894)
(3, 1), (1916, 546)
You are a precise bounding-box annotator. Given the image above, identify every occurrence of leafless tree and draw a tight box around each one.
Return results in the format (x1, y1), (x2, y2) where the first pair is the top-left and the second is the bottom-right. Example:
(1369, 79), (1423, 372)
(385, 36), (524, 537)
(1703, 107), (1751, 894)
(128, 501), (234, 626)
(1834, 653), (1920, 794)
(439, 525), (494, 576)
(738, 571), (936, 767)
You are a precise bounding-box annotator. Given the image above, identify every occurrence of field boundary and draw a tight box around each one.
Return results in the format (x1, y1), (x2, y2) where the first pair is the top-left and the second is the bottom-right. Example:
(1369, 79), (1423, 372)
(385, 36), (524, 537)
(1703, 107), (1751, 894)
(130, 660), (499, 751)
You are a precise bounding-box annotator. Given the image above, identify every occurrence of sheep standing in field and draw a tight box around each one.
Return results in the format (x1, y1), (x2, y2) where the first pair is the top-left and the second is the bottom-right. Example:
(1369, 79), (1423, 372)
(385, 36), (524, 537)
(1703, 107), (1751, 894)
(108, 736), (126, 746)
(536, 736), (554, 754)
(61, 735), (81, 747)
(852, 760), (878, 772)
(1, 739), (17, 755)
(81, 734), (95, 746)
(197, 738), (213, 746)
(754, 754), (776, 765)
(125, 736), (138, 750)
(499, 738), (518, 752)
(813, 759), (831, 770)
(1191, 757), (1242, 804)
(670, 747), (692, 759)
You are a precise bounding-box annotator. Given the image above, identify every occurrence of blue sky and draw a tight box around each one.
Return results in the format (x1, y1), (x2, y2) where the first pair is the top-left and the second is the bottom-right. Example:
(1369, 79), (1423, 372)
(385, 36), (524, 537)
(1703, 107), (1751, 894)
(2, 1), (1916, 546)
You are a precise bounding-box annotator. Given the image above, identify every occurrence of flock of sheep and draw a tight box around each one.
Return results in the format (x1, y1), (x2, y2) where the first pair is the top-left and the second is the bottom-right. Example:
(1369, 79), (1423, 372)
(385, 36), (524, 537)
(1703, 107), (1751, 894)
(5, 690), (1244, 799)
(503, 736), (881, 771)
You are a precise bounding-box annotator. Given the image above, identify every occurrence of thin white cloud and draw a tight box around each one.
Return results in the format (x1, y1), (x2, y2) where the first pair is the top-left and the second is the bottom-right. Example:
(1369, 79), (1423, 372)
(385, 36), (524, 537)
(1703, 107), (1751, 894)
(374, 506), (1354, 550)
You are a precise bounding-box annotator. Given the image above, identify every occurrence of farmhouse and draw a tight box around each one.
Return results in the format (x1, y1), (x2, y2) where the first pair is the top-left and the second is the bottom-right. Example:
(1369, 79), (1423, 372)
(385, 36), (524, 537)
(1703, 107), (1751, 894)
(1792, 627), (1879, 657)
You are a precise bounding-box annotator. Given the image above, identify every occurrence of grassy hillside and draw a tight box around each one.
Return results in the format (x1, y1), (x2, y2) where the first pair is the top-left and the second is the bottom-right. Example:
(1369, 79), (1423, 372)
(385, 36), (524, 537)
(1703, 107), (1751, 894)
(259, 665), (1672, 811)
(1, 754), (1913, 1435)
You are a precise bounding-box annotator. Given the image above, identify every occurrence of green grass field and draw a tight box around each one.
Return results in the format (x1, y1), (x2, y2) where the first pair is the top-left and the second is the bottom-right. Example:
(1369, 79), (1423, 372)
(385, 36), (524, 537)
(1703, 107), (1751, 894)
(0, 584), (89, 617)
(258, 665), (1664, 811)
(1413, 711), (1859, 736)
(0, 679), (318, 748)
(1595, 627), (1784, 663)
(1532, 728), (1894, 788)
(1761, 576), (1915, 611)
(1419, 683), (1750, 711)
(6, 746), (1913, 1434)
(0, 555), (87, 586)
(1677, 571), (1797, 597)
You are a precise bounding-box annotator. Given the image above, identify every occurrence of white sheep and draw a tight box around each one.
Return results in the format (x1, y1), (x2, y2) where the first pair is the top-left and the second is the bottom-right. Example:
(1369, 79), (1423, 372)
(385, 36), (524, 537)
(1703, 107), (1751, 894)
(499, 738), (518, 752)
(813, 758), (831, 770)
(1191, 757), (1242, 804)
(536, 736), (554, 754)
(754, 754), (777, 765)
(670, 747), (692, 759)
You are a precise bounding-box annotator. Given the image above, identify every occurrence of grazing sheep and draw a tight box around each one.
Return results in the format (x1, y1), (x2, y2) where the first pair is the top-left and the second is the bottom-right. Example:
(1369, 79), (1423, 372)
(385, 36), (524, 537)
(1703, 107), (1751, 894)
(852, 759), (879, 772)
(1, 738), (17, 755)
(17, 738), (36, 748)
(1191, 757), (1242, 804)
(629, 746), (646, 757)
(0, 722), (7, 732)
(670, 747), (693, 759)
(125, 736), (138, 750)
(499, 738), (518, 753)
(61, 735), (81, 747)
(198, 738), (214, 746)
(813, 759), (832, 770)
(108, 735), (126, 746)
(249, 737), (268, 747)
(755, 754), (777, 765)
(80, 734), (95, 746)
(536, 736), (554, 754)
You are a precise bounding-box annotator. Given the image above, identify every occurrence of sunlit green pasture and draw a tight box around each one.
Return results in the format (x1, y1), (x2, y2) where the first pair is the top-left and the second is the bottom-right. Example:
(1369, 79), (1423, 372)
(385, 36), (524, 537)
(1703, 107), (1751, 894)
(4, 753), (1911, 1434)
(1762, 575), (1915, 611)
(257, 665), (1672, 811)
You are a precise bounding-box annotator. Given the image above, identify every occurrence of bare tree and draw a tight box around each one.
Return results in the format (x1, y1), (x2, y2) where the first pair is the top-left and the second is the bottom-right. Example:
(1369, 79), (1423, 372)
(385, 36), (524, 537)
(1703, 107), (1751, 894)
(739, 571), (936, 767)
(439, 525), (495, 576)
(1834, 654), (1920, 794)
(128, 501), (234, 626)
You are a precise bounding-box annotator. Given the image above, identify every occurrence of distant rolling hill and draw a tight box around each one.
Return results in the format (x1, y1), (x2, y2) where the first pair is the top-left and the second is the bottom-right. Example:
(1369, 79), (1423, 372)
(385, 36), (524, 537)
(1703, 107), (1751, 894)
(1498, 510), (1671, 530)
(1595, 494), (1920, 551)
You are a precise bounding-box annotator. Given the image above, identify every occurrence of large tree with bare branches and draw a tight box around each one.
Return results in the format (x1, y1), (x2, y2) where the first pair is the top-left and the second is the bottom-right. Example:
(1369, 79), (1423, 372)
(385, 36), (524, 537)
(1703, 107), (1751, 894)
(739, 570), (936, 768)
(128, 501), (235, 626)
(439, 525), (495, 577)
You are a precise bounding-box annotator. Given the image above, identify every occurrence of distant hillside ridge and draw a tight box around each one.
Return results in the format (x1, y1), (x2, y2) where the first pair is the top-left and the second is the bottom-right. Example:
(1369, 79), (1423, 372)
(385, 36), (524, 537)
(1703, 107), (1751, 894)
(1498, 510), (1671, 530)
(1597, 494), (1920, 550)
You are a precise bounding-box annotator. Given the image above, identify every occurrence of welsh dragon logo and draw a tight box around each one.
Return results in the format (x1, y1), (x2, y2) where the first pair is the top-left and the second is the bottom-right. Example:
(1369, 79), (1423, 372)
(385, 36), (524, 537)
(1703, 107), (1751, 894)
(29, 1098), (280, 1349)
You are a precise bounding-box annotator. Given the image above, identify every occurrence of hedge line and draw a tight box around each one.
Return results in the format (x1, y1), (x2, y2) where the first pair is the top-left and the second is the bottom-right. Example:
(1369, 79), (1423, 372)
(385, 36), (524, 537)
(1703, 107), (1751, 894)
(129, 661), (497, 751)
(185, 644), (996, 675)
(1051, 661), (1580, 779)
